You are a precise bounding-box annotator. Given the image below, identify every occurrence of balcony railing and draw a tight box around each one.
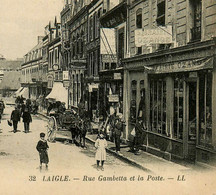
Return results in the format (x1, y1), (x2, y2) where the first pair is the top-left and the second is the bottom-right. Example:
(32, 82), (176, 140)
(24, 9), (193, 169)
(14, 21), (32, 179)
(191, 26), (201, 42)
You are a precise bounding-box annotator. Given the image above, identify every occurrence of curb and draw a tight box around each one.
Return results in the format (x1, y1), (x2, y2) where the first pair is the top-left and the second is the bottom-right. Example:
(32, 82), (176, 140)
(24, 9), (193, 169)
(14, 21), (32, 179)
(37, 111), (152, 172)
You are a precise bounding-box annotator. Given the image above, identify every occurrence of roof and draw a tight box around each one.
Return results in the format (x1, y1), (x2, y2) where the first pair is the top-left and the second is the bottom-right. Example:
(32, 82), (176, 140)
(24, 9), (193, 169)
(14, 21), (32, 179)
(0, 71), (21, 90)
(0, 60), (22, 70)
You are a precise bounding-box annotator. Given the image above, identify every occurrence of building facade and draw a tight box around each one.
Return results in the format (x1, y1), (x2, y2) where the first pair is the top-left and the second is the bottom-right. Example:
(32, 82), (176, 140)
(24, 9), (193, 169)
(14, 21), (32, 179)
(21, 36), (44, 99)
(123, 0), (216, 166)
(99, 0), (127, 121)
(85, 0), (103, 121)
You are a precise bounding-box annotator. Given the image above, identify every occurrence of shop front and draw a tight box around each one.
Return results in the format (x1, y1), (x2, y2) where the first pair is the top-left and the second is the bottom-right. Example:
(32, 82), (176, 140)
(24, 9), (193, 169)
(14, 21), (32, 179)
(123, 40), (216, 165)
(99, 71), (123, 121)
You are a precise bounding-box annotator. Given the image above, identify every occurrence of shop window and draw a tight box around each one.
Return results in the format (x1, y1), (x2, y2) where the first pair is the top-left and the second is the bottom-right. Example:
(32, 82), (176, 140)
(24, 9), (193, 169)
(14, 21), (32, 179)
(199, 72), (212, 148)
(138, 80), (145, 120)
(130, 80), (137, 123)
(150, 78), (167, 135)
(174, 77), (184, 139)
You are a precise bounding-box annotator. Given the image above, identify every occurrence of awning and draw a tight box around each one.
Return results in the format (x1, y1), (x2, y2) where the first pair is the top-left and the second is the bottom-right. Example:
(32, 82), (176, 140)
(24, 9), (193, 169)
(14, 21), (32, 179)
(46, 82), (68, 107)
(19, 87), (29, 99)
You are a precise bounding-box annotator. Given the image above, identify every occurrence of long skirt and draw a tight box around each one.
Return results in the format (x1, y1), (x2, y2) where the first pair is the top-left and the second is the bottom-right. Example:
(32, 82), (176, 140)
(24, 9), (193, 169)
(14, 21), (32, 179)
(39, 150), (49, 164)
(95, 147), (106, 161)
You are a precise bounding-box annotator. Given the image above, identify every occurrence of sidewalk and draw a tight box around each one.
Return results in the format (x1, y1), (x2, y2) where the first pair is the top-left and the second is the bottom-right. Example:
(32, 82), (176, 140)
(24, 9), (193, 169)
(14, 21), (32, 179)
(38, 111), (200, 174)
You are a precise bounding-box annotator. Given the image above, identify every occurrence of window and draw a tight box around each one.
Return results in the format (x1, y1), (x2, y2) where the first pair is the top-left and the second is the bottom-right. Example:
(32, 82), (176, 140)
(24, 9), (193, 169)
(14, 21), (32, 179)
(156, 0), (165, 26)
(174, 76), (184, 139)
(190, 0), (202, 41)
(118, 28), (125, 62)
(130, 80), (137, 123)
(150, 78), (167, 135)
(199, 72), (212, 148)
(136, 8), (142, 29)
(136, 9), (142, 55)
(89, 16), (93, 41)
(93, 13), (96, 39)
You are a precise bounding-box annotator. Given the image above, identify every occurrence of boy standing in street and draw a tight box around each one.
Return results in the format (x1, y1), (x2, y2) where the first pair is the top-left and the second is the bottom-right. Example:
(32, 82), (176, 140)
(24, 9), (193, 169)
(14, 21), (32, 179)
(36, 133), (49, 170)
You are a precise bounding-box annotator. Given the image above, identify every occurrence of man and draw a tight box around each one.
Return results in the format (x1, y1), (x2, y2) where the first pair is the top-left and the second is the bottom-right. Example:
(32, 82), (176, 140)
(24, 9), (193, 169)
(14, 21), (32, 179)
(22, 108), (32, 133)
(113, 115), (125, 154)
(129, 117), (145, 155)
(10, 107), (21, 133)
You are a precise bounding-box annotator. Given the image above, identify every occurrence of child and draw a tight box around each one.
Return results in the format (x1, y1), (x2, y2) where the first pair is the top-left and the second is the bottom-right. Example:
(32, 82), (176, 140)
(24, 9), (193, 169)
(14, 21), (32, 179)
(36, 133), (49, 170)
(95, 132), (107, 171)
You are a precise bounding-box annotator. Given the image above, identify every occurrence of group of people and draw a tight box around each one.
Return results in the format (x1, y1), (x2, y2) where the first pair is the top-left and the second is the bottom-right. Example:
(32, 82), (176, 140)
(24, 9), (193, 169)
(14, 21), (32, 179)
(10, 102), (32, 133)
(95, 112), (146, 170)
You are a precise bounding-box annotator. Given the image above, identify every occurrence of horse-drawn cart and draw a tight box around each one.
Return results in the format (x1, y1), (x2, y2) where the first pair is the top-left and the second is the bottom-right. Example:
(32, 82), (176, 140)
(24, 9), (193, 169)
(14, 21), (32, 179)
(47, 108), (90, 147)
(47, 109), (79, 142)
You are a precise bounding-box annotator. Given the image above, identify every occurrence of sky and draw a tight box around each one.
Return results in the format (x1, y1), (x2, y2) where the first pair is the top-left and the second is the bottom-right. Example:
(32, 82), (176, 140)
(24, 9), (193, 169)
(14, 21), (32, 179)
(0, 0), (64, 60)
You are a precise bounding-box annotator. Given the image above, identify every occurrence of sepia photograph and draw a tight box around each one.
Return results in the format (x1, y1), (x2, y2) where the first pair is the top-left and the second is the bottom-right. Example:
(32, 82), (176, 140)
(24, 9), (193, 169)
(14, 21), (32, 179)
(0, 0), (216, 194)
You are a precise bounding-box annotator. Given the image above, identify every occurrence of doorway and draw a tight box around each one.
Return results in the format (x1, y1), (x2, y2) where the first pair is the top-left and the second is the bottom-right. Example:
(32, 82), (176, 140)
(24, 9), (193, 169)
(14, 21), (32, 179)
(184, 80), (197, 161)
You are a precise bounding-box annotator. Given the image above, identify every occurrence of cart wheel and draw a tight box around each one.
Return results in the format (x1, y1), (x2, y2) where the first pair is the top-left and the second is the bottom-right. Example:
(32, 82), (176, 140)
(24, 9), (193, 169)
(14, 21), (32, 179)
(47, 116), (57, 142)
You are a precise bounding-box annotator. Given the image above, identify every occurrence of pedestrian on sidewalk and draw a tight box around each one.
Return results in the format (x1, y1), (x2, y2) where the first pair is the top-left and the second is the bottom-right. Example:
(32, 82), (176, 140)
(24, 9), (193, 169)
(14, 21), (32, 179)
(128, 117), (145, 155)
(10, 106), (21, 133)
(22, 108), (32, 133)
(113, 115), (125, 155)
(95, 132), (107, 171)
(36, 132), (49, 170)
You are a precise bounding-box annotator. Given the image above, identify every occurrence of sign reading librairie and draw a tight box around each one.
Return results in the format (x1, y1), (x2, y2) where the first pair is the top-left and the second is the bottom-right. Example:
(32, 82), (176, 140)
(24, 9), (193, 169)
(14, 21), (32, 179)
(135, 26), (172, 47)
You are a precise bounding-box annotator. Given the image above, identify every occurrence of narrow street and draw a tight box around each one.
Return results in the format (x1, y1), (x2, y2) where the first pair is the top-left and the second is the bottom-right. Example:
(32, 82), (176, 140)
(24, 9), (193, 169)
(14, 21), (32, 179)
(0, 104), (215, 195)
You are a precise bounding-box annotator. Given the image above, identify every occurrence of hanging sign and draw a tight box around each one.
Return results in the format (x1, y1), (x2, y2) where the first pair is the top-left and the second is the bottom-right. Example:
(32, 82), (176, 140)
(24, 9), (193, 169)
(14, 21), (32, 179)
(108, 95), (119, 102)
(135, 26), (173, 47)
(63, 71), (69, 80)
(114, 73), (122, 80)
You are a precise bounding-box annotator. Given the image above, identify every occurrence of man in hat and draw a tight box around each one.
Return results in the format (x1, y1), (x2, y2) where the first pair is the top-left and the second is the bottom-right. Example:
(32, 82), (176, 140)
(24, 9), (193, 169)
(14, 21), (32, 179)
(129, 117), (145, 155)
(10, 106), (21, 133)
(113, 114), (125, 154)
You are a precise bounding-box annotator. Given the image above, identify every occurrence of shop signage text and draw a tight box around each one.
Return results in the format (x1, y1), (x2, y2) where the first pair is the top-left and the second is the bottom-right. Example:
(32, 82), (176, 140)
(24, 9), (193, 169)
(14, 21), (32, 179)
(108, 94), (119, 102)
(135, 26), (172, 47)
(88, 83), (99, 92)
(114, 73), (122, 80)
(63, 71), (69, 80)
(151, 58), (213, 74)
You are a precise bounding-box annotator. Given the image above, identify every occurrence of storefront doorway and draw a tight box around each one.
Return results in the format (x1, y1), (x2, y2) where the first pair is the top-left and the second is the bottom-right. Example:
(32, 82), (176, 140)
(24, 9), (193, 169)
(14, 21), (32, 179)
(184, 79), (197, 161)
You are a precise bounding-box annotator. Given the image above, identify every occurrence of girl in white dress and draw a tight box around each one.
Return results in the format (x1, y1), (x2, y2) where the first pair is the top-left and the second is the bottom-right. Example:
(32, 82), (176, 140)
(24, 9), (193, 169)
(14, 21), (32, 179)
(95, 133), (107, 171)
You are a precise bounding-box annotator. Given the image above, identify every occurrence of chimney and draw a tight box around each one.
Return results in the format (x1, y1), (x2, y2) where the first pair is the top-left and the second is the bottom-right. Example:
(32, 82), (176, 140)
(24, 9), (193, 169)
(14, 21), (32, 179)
(38, 36), (43, 43)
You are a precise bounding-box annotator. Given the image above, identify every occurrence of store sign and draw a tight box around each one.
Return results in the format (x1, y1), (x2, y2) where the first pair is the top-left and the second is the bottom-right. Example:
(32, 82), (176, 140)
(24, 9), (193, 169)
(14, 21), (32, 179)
(151, 57), (213, 74)
(135, 26), (172, 47)
(114, 73), (122, 80)
(63, 71), (69, 80)
(108, 95), (119, 102)
(88, 83), (99, 92)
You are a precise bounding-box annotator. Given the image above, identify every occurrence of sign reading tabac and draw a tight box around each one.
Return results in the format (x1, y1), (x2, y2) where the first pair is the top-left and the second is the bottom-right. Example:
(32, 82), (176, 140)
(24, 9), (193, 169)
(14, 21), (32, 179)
(135, 26), (173, 47)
